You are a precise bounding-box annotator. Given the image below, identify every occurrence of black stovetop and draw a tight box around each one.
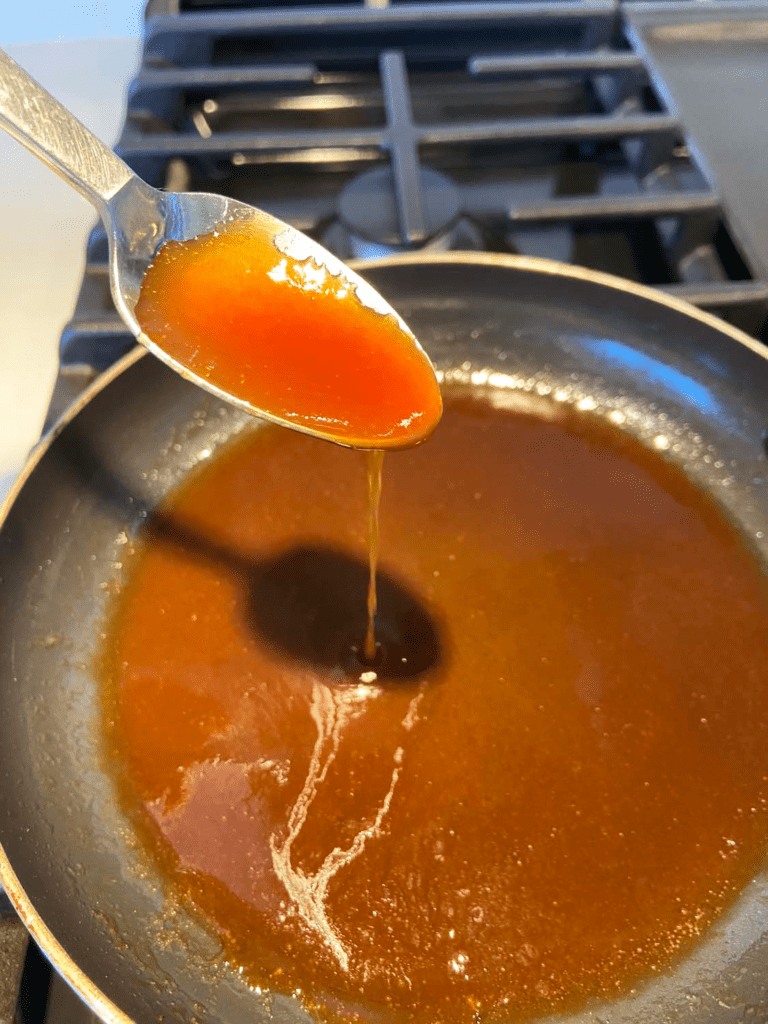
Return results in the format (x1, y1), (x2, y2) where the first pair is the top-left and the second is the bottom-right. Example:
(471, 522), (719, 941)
(52, 0), (767, 422)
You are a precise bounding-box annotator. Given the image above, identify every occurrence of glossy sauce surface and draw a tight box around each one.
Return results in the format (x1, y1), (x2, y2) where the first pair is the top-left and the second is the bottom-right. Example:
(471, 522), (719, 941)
(102, 395), (768, 1022)
(134, 227), (442, 449)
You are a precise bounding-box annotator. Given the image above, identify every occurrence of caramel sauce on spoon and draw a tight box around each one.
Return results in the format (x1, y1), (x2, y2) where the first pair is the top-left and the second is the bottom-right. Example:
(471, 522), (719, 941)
(135, 225), (442, 451)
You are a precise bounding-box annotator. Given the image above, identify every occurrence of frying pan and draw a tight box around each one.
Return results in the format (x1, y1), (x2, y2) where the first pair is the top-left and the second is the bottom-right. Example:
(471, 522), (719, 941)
(2, 252), (768, 1024)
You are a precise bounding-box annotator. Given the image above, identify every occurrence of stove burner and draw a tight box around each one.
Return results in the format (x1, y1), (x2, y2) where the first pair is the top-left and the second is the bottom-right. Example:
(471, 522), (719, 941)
(339, 166), (461, 259)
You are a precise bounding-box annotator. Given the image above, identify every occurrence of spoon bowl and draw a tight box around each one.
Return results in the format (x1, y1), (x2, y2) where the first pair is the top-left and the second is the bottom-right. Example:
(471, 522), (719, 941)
(0, 48), (441, 448)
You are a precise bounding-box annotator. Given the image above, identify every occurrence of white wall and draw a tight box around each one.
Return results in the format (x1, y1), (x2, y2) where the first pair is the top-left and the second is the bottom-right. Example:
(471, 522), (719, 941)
(3, 1), (143, 45)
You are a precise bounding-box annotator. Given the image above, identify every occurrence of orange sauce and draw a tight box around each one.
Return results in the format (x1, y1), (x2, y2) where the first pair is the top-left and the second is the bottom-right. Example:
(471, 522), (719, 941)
(364, 450), (385, 664)
(102, 394), (768, 1023)
(134, 226), (442, 449)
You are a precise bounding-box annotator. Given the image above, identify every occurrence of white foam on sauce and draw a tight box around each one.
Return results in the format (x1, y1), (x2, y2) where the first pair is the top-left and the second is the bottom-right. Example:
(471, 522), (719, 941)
(270, 684), (423, 970)
(397, 411), (425, 429)
(402, 691), (423, 731)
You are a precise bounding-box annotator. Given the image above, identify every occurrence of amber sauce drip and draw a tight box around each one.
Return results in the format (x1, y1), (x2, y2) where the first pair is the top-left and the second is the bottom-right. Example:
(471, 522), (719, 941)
(102, 395), (768, 1024)
(364, 451), (385, 664)
(134, 227), (442, 450)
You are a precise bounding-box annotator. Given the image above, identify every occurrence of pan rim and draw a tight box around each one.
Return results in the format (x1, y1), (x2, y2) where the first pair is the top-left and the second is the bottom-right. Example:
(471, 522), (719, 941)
(1, 249), (768, 1024)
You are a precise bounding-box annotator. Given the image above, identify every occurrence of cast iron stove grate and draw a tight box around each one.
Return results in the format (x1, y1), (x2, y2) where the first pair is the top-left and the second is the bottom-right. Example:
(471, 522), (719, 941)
(45, 0), (768, 424)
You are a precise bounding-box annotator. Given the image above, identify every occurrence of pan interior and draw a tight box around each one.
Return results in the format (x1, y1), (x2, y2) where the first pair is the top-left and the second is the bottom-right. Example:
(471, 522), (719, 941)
(2, 258), (768, 1024)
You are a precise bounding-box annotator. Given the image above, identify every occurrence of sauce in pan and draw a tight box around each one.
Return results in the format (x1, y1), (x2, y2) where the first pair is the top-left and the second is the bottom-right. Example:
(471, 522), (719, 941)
(134, 226), (442, 450)
(102, 394), (768, 1022)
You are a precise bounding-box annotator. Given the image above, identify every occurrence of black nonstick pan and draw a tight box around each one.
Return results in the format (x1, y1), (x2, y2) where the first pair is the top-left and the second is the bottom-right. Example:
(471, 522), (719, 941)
(2, 253), (768, 1024)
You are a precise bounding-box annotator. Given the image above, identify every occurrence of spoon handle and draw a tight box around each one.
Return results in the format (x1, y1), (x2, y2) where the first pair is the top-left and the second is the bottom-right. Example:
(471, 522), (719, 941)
(0, 48), (134, 214)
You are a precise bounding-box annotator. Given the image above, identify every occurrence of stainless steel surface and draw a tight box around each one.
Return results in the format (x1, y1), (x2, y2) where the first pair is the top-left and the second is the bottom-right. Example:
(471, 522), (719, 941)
(0, 48), (427, 451)
(0, 37), (140, 506)
(0, 49), (132, 211)
(625, 2), (768, 284)
(3, 254), (768, 1024)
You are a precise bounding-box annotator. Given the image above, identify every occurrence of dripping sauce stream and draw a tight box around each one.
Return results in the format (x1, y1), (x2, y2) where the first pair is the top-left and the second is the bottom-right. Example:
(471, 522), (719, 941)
(364, 450), (384, 665)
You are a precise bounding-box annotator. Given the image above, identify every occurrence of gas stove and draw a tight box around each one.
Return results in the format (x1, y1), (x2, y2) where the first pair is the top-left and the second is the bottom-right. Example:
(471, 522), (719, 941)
(3, 0), (768, 1020)
(43, 0), (768, 430)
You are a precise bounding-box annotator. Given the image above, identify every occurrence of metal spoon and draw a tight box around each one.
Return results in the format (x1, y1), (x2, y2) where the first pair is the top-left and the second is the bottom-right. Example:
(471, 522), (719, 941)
(0, 48), (436, 447)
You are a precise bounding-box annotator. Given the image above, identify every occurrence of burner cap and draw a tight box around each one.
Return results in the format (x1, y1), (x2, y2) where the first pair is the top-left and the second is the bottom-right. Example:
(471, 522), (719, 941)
(339, 166), (461, 249)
